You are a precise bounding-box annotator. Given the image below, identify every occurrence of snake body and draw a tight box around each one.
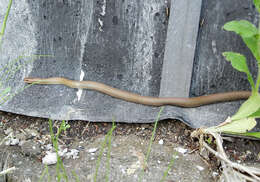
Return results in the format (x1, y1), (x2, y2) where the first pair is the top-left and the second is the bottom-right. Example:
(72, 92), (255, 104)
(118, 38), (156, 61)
(24, 77), (251, 108)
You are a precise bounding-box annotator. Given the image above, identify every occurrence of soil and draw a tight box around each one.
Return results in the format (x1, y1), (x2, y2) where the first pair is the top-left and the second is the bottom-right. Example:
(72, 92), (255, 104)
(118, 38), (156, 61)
(0, 111), (260, 181)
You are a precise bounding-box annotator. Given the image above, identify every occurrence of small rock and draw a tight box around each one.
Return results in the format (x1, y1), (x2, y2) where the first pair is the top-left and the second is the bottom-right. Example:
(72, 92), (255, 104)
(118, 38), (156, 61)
(158, 139), (164, 145)
(212, 171), (219, 178)
(42, 152), (57, 165)
(246, 150), (252, 155)
(58, 148), (68, 157)
(174, 147), (188, 154)
(10, 138), (19, 145)
(196, 165), (204, 171)
(4, 128), (13, 135)
(5, 138), (19, 146)
(66, 149), (79, 159)
(77, 145), (85, 150)
(88, 148), (98, 153)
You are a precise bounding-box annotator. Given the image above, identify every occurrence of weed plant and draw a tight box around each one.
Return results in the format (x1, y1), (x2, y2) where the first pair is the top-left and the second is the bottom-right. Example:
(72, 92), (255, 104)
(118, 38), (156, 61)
(206, 0), (260, 137)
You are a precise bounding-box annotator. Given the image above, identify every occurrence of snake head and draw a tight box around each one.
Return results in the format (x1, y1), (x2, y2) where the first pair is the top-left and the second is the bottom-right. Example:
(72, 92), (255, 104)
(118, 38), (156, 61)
(24, 78), (40, 84)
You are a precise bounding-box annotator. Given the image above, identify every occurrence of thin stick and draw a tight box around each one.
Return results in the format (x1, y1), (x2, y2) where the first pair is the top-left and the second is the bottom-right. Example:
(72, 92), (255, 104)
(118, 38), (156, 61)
(203, 138), (260, 181)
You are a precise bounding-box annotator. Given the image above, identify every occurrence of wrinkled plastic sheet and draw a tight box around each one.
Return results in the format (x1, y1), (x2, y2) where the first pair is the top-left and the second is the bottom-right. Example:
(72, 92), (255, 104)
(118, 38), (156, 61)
(0, 0), (257, 128)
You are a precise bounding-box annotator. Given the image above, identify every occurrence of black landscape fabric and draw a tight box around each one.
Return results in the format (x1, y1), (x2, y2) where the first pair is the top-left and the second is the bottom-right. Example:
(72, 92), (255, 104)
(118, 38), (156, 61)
(0, 0), (258, 128)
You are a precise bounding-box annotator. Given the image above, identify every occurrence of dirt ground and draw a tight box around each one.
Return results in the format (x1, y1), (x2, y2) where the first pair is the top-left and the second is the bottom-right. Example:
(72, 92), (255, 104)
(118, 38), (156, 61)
(0, 111), (260, 181)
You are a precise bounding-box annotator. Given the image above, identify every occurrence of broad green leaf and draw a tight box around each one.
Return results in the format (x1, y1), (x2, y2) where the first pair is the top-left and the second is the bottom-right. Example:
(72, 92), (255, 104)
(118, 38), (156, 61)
(242, 35), (260, 62)
(206, 117), (256, 133)
(231, 93), (260, 121)
(249, 108), (260, 118)
(222, 52), (255, 89)
(222, 52), (249, 72)
(223, 20), (260, 62)
(223, 20), (258, 38)
(254, 0), (260, 13)
(241, 132), (260, 139)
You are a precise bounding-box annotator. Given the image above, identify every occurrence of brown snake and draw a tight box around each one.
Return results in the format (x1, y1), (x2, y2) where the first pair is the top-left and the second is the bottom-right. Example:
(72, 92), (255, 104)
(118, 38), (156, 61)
(24, 77), (251, 108)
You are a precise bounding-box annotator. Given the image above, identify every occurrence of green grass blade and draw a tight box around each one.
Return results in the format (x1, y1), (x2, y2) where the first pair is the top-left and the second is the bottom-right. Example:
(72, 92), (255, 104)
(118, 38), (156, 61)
(0, 55), (53, 106)
(0, 0), (13, 48)
(94, 122), (116, 182)
(0, 55), (24, 74)
(72, 170), (80, 182)
(38, 165), (49, 182)
(58, 155), (68, 182)
(0, 54), (51, 73)
(48, 119), (61, 181)
(105, 121), (116, 182)
(0, 87), (11, 98)
(48, 119), (69, 182)
(0, 93), (10, 104)
(0, 81), (40, 105)
(160, 152), (177, 182)
(0, 54), (52, 83)
(4, 57), (36, 83)
(138, 107), (164, 182)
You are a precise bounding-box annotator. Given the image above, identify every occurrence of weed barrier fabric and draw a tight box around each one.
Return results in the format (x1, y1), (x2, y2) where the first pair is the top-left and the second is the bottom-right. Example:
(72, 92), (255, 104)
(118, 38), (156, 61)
(0, 0), (258, 128)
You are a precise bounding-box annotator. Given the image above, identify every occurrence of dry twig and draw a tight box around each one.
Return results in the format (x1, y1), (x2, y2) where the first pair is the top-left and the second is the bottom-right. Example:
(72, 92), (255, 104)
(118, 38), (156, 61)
(202, 131), (260, 182)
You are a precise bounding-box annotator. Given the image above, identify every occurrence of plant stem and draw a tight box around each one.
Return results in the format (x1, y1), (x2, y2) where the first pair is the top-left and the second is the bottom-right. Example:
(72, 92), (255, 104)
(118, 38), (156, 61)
(0, 0), (13, 48)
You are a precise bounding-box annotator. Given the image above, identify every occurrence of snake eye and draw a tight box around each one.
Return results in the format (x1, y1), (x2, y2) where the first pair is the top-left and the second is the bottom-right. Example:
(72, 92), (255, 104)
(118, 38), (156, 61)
(24, 78), (32, 83)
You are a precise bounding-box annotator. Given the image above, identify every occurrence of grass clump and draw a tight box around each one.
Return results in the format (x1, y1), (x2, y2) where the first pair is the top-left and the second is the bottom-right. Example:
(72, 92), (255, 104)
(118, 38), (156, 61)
(94, 121), (116, 182)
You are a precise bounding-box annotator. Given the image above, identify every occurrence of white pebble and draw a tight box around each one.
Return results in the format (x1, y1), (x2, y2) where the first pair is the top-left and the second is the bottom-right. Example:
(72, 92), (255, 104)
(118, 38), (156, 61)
(88, 148), (98, 153)
(66, 149), (79, 159)
(212, 171), (219, 177)
(196, 165), (204, 171)
(58, 148), (68, 157)
(158, 139), (164, 145)
(174, 147), (188, 154)
(42, 152), (57, 165)
(5, 138), (19, 146)
(11, 138), (19, 145)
